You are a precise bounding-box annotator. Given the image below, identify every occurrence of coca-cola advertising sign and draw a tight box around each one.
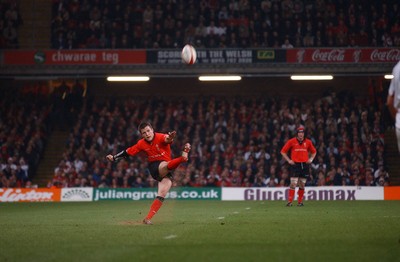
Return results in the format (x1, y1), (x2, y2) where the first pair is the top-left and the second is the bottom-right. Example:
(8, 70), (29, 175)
(312, 49), (346, 62)
(287, 48), (400, 63)
(369, 49), (400, 62)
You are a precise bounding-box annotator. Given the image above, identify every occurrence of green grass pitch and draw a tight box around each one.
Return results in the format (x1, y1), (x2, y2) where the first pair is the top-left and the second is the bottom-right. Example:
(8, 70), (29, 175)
(0, 200), (399, 262)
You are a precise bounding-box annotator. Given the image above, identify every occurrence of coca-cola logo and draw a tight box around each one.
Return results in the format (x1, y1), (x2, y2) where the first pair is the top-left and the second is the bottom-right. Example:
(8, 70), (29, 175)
(312, 49), (345, 62)
(370, 49), (400, 61)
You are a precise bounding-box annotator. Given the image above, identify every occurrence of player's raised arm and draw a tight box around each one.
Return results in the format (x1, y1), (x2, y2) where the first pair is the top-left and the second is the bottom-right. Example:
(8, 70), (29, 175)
(165, 131), (176, 144)
(106, 150), (129, 162)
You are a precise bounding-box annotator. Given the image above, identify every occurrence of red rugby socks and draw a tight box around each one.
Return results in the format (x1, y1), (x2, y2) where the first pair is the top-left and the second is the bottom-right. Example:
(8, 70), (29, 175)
(167, 157), (185, 170)
(288, 188), (295, 203)
(145, 197), (164, 220)
(298, 188), (305, 203)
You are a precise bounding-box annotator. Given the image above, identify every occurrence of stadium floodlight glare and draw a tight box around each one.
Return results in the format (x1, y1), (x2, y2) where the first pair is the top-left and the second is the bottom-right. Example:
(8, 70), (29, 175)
(290, 75), (333, 80)
(107, 76), (150, 81)
(199, 76), (242, 81)
(384, 74), (394, 79)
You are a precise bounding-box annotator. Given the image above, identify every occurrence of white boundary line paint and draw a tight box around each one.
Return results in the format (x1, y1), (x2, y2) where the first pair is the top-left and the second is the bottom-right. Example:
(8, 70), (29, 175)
(164, 235), (177, 239)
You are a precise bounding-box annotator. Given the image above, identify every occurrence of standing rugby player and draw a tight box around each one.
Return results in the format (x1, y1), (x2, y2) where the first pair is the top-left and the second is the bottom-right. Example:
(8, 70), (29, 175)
(280, 126), (316, 207)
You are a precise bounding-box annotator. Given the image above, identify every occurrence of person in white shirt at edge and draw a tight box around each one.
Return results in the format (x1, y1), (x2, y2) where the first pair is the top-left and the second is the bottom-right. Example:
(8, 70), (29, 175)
(281, 38), (294, 48)
(387, 60), (400, 154)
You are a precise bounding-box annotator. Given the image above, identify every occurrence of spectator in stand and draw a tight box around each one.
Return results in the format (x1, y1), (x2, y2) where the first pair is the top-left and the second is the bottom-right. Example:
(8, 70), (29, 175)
(2, 20), (17, 48)
(0, 1), (22, 49)
(281, 37), (294, 48)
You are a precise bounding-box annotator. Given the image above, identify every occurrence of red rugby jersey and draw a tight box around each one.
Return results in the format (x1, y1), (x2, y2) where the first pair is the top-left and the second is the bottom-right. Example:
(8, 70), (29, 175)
(280, 137), (316, 163)
(126, 132), (171, 163)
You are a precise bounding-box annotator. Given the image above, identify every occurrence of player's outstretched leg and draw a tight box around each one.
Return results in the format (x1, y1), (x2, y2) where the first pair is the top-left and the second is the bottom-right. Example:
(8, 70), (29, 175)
(166, 143), (191, 170)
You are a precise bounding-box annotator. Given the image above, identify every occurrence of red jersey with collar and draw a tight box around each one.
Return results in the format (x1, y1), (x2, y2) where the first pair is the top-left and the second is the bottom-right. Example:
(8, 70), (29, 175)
(281, 137), (316, 163)
(126, 132), (171, 163)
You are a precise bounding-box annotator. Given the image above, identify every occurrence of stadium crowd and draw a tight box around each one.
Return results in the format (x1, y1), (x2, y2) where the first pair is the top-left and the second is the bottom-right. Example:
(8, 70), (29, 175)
(47, 89), (390, 189)
(0, 82), (391, 188)
(51, 0), (400, 49)
(0, 85), (51, 188)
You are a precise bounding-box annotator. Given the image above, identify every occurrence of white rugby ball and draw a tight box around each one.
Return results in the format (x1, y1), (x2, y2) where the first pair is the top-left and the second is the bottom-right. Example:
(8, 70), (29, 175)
(181, 44), (197, 65)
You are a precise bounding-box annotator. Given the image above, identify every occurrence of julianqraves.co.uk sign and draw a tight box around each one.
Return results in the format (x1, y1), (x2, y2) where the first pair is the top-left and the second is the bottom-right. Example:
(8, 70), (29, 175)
(93, 188), (221, 201)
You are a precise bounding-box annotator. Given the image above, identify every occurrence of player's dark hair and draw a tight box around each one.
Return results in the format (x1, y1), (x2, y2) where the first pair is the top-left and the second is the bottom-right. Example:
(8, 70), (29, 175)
(138, 121), (152, 131)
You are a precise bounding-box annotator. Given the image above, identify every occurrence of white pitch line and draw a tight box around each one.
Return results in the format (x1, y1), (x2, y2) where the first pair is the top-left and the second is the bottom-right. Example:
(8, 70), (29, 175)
(217, 217), (225, 220)
(245, 207), (251, 210)
(233, 211), (239, 214)
(164, 235), (177, 239)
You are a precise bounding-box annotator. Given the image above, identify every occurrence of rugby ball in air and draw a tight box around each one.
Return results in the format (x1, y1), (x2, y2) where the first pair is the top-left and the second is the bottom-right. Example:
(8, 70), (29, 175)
(181, 44), (197, 65)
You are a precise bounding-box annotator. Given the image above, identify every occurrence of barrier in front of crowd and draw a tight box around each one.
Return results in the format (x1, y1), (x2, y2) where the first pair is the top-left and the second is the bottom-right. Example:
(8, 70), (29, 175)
(0, 186), (399, 202)
(2, 48), (399, 65)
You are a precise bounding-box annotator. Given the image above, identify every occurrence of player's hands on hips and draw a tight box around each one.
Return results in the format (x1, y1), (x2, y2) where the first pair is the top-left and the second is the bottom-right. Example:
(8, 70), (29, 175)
(106, 154), (114, 162)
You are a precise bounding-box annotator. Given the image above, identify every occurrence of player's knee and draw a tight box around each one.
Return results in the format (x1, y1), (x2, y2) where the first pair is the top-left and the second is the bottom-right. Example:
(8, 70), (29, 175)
(158, 178), (172, 197)
(158, 192), (168, 198)
(158, 162), (169, 175)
